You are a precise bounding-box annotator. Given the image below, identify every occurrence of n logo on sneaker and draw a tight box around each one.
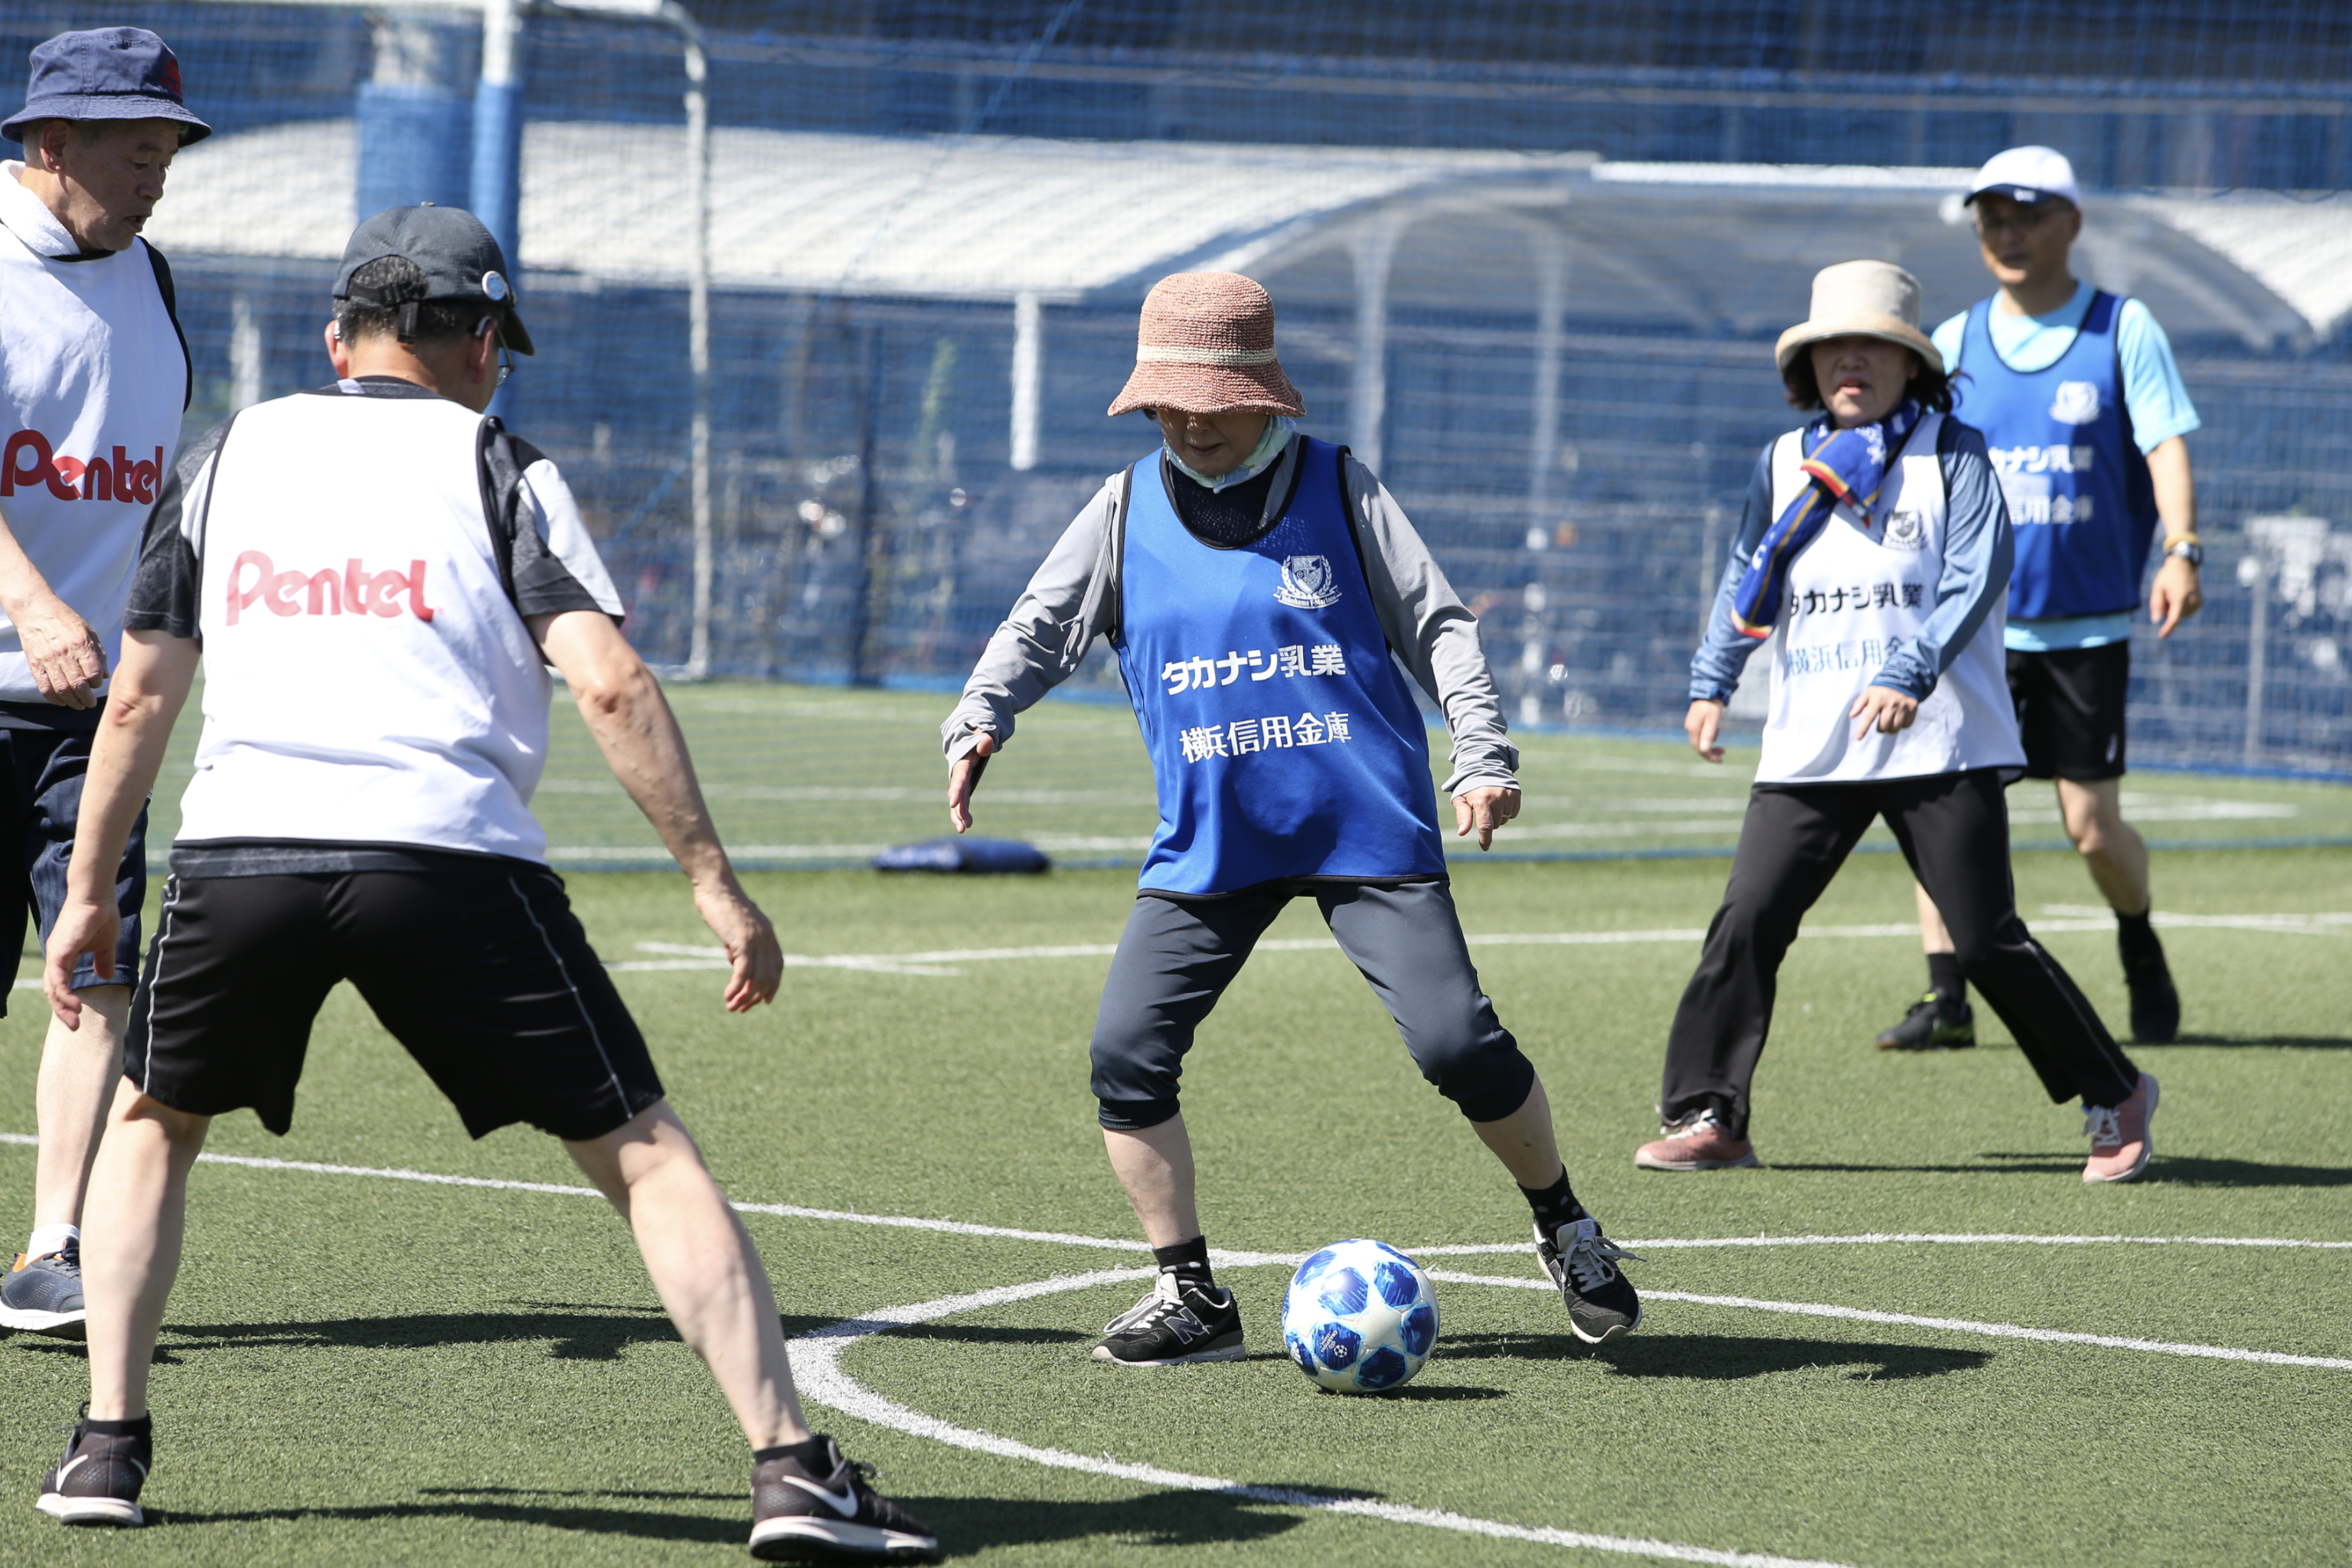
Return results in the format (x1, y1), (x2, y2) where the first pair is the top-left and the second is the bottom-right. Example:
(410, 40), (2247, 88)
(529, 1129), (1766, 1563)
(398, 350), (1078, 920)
(778, 1474), (861, 1517)
(1163, 1308), (1207, 1344)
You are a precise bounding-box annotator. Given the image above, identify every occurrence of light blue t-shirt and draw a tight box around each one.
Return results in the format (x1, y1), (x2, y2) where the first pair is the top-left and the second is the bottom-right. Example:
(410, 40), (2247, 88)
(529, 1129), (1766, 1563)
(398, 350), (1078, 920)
(1933, 279), (2202, 652)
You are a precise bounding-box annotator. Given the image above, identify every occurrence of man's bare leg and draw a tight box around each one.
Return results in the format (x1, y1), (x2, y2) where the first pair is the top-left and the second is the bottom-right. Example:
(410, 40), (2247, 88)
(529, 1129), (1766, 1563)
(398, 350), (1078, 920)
(564, 1102), (807, 1450)
(1102, 1113), (1199, 1250)
(30, 985), (130, 1234)
(1470, 1073), (1566, 1187)
(2055, 777), (2151, 913)
(83, 1081), (208, 1420)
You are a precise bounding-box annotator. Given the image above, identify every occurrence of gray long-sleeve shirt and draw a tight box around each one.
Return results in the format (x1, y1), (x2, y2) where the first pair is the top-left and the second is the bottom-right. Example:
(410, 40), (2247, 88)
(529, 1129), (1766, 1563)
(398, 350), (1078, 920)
(1688, 416), (2013, 706)
(942, 438), (1520, 795)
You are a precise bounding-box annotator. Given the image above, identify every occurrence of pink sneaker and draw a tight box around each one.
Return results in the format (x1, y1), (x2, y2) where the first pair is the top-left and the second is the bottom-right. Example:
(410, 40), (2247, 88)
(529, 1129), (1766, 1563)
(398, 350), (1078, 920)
(2082, 1072), (2158, 1184)
(1635, 1110), (1760, 1171)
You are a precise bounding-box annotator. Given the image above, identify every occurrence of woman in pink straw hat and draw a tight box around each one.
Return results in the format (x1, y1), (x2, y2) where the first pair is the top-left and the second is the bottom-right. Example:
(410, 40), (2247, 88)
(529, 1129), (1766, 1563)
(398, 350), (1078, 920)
(1645, 260), (2154, 1184)
(942, 270), (1642, 1370)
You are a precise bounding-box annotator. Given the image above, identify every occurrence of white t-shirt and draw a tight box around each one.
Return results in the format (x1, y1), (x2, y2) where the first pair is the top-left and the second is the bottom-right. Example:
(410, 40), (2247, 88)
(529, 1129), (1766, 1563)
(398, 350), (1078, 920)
(129, 379), (625, 868)
(0, 162), (187, 713)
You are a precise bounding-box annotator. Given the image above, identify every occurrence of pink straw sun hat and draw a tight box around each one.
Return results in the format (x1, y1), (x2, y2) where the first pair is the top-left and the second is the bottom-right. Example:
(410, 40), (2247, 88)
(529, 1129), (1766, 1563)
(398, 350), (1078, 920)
(1107, 271), (1306, 419)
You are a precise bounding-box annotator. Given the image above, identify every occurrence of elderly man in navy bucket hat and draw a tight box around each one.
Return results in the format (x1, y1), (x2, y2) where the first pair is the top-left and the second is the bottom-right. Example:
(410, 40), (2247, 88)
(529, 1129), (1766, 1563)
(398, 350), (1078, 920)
(0, 27), (205, 1341)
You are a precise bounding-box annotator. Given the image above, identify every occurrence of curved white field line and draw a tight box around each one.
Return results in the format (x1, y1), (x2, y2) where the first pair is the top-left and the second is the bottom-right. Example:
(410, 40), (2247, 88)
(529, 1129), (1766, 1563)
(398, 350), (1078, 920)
(789, 1266), (1860, 1568)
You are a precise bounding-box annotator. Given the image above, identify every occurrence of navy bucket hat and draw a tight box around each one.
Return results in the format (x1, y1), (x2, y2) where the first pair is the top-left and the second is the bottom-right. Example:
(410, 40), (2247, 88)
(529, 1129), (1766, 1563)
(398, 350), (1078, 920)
(4, 28), (211, 146)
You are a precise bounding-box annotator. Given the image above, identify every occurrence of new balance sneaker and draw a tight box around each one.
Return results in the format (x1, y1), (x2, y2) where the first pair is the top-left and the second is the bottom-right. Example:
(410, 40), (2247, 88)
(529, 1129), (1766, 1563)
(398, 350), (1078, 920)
(36, 1414), (149, 1527)
(2122, 938), (2181, 1044)
(1534, 1218), (1644, 1344)
(1633, 1109), (1759, 1171)
(2083, 1071), (2159, 1184)
(1875, 991), (1976, 1051)
(750, 1435), (936, 1563)
(1090, 1273), (1244, 1367)
(1, 1243), (87, 1339)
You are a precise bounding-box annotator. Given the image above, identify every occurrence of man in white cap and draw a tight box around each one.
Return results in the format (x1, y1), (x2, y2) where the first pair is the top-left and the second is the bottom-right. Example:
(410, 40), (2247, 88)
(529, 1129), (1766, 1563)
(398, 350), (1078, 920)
(1876, 145), (2203, 1054)
(0, 26), (205, 1339)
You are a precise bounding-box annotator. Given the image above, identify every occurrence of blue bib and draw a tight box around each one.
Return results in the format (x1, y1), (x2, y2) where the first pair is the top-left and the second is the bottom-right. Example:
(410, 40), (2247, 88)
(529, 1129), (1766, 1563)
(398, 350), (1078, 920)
(1955, 290), (2160, 619)
(1112, 438), (1446, 897)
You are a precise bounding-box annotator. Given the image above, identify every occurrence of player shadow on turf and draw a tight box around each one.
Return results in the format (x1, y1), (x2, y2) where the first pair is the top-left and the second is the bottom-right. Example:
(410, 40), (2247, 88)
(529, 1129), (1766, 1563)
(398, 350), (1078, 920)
(1440, 1330), (1989, 1381)
(2161, 1032), (2352, 1050)
(1778, 1154), (2352, 1186)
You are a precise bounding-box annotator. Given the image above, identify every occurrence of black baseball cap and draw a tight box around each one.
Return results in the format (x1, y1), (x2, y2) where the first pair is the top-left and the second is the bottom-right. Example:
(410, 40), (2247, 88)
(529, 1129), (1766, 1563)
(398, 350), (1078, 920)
(334, 204), (535, 355)
(4, 27), (210, 145)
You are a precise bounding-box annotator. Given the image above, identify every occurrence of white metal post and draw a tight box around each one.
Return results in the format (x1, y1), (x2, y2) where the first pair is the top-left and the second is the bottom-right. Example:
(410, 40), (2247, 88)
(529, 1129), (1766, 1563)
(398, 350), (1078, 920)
(1010, 291), (1041, 471)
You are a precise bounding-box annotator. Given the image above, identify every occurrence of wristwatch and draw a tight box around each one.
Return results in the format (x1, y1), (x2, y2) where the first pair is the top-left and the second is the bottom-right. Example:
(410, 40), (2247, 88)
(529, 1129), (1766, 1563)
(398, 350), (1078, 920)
(2165, 537), (2204, 568)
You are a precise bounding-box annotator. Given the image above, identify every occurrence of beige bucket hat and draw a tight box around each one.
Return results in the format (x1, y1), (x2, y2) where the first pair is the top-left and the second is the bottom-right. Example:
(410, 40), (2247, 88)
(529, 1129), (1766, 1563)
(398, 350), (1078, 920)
(1107, 271), (1305, 418)
(1773, 260), (1944, 376)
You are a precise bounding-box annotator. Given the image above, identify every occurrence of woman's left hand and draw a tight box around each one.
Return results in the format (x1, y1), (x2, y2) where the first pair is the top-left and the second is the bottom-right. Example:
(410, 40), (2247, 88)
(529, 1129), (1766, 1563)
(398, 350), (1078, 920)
(1454, 786), (1521, 850)
(1850, 685), (1919, 738)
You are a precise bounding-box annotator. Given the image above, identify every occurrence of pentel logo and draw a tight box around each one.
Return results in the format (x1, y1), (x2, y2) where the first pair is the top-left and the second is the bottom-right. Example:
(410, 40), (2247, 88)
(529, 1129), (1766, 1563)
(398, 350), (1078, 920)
(225, 550), (436, 626)
(2, 431), (163, 503)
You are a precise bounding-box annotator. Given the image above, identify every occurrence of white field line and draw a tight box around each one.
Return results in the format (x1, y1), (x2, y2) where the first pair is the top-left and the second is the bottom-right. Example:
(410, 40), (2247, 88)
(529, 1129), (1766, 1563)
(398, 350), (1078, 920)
(789, 1268), (1861, 1568)
(609, 910), (2352, 976)
(1424, 1271), (2352, 1373)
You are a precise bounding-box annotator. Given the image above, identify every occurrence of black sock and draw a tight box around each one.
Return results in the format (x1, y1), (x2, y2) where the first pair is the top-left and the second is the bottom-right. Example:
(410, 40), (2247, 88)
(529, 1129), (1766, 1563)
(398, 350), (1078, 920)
(2117, 907), (2161, 962)
(1153, 1235), (1217, 1294)
(1926, 952), (1967, 1004)
(754, 1435), (834, 1473)
(1519, 1168), (1589, 1238)
(83, 1415), (150, 1439)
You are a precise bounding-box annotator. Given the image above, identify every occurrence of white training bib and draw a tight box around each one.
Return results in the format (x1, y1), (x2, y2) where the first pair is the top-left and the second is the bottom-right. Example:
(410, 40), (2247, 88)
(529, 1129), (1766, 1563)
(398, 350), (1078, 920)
(1754, 411), (2024, 783)
(175, 391), (555, 860)
(0, 165), (186, 704)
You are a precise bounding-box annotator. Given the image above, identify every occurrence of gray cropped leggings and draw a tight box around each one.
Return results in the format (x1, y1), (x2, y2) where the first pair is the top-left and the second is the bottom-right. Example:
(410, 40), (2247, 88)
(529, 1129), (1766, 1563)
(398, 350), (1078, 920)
(1089, 877), (1537, 1132)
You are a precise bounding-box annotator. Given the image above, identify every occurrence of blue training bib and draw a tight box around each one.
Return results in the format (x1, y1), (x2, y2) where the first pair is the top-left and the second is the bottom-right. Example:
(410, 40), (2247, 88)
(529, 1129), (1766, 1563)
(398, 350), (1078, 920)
(1955, 290), (2161, 620)
(1113, 438), (1447, 897)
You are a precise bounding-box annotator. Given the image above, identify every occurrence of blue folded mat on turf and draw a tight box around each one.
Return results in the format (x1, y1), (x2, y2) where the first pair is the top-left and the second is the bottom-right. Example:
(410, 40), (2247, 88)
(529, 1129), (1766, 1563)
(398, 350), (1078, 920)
(872, 836), (1051, 874)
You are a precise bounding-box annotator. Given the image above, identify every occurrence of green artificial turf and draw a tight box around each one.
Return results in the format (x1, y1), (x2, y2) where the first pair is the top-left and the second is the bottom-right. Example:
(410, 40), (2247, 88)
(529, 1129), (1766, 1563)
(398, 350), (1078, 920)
(3, 696), (2349, 1566)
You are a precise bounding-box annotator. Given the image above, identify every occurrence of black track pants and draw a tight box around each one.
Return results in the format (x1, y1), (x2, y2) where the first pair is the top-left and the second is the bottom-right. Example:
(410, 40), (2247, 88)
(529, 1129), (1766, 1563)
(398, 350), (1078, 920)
(1661, 769), (2138, 1135)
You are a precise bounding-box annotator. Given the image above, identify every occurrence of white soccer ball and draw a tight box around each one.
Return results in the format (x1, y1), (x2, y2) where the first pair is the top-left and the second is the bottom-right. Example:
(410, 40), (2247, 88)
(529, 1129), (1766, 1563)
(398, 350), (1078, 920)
(1280, 1239), (1439, 1393)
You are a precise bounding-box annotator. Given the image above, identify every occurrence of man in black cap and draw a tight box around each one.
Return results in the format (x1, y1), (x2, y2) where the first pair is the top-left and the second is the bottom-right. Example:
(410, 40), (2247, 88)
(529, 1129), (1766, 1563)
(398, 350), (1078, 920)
(34, 205), (940, 1563)
(0, 27), (207, 1340)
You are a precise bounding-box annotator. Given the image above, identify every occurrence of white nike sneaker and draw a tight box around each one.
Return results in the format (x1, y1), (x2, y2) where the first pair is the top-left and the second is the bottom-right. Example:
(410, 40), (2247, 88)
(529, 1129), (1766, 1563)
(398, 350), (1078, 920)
(750, 1433), (937, 1563)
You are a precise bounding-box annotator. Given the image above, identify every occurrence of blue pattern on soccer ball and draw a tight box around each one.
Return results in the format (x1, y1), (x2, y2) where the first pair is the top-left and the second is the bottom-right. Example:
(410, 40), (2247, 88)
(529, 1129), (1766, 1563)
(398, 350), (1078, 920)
(1372, 1260), (1419, 1308)
(1279, 1238), (1441, 1394)
(1356, 1347), (1410, 1390)
(1318, 1266), (1368, 1316)
(1314, 1321), (1362, 1369)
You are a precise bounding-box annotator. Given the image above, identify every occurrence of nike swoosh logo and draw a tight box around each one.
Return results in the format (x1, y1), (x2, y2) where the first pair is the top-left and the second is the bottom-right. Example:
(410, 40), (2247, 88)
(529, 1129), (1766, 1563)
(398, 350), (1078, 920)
(778, 1474), (860, 1517)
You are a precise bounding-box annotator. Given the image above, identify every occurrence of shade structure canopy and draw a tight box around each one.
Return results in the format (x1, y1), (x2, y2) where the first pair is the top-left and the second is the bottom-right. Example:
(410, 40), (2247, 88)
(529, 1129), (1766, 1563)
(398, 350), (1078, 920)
(144, 122), (2350, 348)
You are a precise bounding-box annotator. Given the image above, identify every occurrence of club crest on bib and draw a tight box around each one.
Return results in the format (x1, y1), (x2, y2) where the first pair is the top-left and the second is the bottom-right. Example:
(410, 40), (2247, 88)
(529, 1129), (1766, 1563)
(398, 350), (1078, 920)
(1883, 509), (1927, 551)
(2050, 381), (2102, 425)
(1275, 554), (1341, 610)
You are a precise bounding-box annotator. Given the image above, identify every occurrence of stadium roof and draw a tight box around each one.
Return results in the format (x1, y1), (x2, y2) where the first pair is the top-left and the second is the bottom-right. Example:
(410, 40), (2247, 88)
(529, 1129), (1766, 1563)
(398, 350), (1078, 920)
(145, 122), (2352, 345)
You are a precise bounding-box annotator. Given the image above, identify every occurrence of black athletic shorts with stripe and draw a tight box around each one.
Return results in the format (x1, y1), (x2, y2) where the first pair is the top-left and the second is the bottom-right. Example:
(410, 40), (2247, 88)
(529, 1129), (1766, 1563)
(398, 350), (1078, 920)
(128, 850), (664, 1141)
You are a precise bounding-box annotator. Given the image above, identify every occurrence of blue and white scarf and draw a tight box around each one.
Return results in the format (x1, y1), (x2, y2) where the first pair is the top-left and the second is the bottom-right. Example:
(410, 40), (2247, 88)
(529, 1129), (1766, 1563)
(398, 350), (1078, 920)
(1731, 400), (1922, 639)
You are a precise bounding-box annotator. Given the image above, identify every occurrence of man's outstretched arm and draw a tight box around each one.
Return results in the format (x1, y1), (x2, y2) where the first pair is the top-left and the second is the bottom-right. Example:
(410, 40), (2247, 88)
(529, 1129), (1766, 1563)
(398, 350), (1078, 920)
(46, 631), (201, 1024)
(532, 609), (782, 1011)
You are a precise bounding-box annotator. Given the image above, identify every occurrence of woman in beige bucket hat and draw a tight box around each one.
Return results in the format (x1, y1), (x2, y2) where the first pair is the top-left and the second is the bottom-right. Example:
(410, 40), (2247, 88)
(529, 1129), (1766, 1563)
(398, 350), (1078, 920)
(1641, 259), (2157, 1185)
(941, 270), (1645, 1370)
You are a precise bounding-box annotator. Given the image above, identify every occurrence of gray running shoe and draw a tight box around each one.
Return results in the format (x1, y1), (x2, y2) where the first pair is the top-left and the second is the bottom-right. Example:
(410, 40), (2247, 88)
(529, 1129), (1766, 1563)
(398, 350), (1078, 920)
(2, 1243), (87, 1339)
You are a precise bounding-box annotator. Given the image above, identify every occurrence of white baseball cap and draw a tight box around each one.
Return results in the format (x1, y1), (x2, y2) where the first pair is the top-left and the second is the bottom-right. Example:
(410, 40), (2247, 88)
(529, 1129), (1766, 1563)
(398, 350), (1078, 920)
(1965, 145), (2082, 210)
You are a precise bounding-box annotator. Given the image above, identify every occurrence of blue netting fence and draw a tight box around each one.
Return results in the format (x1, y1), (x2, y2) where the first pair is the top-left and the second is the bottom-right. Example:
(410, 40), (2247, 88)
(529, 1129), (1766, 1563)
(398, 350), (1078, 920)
(15, 2), (2352, 772)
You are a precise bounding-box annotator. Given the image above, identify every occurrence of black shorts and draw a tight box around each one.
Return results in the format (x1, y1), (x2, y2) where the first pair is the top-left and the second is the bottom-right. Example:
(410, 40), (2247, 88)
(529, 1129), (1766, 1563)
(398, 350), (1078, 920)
(2007, 642), (2130, 782)
(126, 864), (664, 1141)
(0, 724), (145, 1016)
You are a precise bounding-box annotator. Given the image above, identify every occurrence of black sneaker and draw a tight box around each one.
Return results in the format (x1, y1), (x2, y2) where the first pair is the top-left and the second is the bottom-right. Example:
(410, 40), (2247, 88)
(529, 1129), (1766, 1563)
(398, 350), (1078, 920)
(36, 1413), (149, 1527)
(750, 1434), (936, 1563)
(2122, 938), (2180, 1044)
(1090, 1273), (1245, 1367)
(1534, 1218), (1644, 1344)
(2, 1242), (88, 1339)
(1875, 992), (1976, 1051)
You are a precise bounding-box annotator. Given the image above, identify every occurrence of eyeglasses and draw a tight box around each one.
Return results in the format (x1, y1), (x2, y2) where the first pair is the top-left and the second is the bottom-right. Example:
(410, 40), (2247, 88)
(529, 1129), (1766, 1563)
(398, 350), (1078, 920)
(477, 316), (514, 387)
